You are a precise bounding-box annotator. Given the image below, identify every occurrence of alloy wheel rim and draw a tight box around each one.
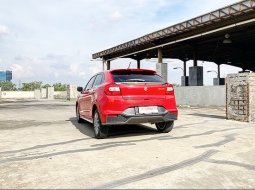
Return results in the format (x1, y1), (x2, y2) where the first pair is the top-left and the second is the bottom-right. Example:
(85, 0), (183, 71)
(76, 107), (80, 120)
(94, 112), (100, 135)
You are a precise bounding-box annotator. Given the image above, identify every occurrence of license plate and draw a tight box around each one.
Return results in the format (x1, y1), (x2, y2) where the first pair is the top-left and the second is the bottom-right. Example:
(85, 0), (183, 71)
(138, 106), (158, 114)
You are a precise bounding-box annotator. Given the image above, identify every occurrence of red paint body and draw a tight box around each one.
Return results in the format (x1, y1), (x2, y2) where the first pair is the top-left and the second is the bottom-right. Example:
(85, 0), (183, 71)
(76, 69), (178, 125)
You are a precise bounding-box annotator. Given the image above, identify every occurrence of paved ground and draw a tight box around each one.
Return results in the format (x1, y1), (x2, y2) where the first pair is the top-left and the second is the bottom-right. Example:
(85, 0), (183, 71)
(0, 100), (254, 189)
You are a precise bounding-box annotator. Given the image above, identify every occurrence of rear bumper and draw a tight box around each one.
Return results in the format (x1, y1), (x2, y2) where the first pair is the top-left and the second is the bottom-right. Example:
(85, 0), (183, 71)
(99, 94), (177, 122)
(104, 112), (177, 125)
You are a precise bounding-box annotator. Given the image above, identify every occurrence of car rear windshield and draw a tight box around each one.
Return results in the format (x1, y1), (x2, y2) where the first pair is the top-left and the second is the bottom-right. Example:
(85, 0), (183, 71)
(112, 74), (165, 84)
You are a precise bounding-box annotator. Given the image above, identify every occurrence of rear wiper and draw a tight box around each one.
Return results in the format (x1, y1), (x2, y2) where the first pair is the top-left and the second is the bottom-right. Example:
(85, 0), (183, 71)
(125, 79), (145, 82)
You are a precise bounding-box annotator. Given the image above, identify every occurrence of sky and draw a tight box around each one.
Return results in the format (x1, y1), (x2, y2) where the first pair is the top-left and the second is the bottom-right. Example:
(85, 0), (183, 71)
(0, 0), (242, 87)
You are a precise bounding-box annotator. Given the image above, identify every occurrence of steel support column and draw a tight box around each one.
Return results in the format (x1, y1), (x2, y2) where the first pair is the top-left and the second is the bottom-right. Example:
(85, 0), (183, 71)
(183, 60), (187, 76)
(213, 63), (225, 85)
(158, 47), (163, 63)
(217, 64), (221, 79)
(102, 60), (105, 71)
(193, 49), (197, 66)
(137, 60), (141, 69)
(107, 60), (110, 70)
(181, 60), (189, 86)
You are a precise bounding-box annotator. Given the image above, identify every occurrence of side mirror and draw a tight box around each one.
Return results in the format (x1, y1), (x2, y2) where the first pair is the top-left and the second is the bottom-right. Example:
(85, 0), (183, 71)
(77, 87), (83, 92)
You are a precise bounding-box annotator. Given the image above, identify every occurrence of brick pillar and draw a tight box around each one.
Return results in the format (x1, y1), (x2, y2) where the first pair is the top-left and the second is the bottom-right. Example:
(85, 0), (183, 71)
(47, 87), (54, 100)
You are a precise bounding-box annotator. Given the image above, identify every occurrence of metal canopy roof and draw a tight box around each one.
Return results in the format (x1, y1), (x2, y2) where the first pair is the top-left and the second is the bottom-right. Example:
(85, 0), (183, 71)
(92, 0), (255, 70)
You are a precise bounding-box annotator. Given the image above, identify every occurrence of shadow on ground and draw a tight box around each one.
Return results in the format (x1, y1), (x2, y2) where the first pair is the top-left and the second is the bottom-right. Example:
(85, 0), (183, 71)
(69, 117), (159, 139)
(189, 113), (226, 119)
(0, 103), (74, 110)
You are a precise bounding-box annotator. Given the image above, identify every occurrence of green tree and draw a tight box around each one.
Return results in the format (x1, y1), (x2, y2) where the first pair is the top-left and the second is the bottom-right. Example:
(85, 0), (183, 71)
(21, 81), (42, 91)
(0, 81), (16, 91)
(53, 83), (67, 91)
(42, 84), (51, 88)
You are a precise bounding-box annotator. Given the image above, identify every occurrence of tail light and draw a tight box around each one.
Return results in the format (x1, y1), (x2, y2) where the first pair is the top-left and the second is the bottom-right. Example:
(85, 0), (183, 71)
(105, 84), (121, 96)
(166, 85), (174, 95)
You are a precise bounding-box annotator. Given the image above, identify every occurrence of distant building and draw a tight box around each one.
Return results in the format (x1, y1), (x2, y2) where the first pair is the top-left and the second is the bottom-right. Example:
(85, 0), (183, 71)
(0, 70), (12, 82)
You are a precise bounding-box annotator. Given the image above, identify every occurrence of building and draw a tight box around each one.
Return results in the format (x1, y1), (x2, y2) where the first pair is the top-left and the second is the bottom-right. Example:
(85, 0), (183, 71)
(92, 0), (255, 86)
(0, 70), (12, 82)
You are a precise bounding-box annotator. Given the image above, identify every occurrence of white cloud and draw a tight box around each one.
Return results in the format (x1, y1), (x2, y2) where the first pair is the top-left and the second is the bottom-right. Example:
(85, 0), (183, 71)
(70, 63), (87, 78)
(89, 63), (102, 75)
(70, 61), (102, 80)
(10, 64), (33, 79)
(43, 53), (67, 61)
(54, 72), (59, 78)
(70, 63), (79, 74)
(0, 24), (9, 35)
(14, 55), (36, 62)
(110, 11), (123, 21)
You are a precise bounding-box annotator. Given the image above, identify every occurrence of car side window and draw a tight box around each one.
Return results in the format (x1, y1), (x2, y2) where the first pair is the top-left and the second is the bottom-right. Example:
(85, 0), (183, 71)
(85, 76), (96, 91)
(93, 74), (104, 88)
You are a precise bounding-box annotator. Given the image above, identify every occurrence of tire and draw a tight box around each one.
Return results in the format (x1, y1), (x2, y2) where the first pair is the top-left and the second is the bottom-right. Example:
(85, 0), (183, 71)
(93, 110), (109, 139)
(155, 121), (174, 133)
(76, 105), (83, 123)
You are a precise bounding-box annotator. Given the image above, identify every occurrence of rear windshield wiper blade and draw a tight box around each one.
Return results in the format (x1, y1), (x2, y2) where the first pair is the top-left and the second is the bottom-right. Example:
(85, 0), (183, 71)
(125, 79), (146, 82)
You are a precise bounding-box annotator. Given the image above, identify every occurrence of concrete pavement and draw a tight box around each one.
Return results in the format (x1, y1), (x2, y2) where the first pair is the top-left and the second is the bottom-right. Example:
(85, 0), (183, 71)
(0, 100), (254, 189)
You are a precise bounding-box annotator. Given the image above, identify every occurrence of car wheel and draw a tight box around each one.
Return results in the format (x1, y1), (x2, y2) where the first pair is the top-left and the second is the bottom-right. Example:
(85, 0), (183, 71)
(76, 105), (83, 123)
(93, 110), (109, 139)
(155, 121), (174, 133)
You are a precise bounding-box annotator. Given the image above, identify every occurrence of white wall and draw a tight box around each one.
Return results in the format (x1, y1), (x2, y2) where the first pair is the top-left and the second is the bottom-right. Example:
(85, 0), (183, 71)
(1, 91), (35, 99)
(54, 91), (67, 99)
(0, 90), (68, 100)
(0, 86), (226, 106)
(175, 86), (226, 107)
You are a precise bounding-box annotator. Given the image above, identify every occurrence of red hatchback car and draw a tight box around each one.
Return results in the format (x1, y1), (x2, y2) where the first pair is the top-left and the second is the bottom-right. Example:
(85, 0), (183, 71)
(76, 69), (178, 138)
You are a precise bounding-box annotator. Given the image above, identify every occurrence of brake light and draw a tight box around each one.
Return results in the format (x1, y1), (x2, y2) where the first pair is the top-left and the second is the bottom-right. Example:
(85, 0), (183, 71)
(105, 85), (121, 96)
(166, 85), (174, 95)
